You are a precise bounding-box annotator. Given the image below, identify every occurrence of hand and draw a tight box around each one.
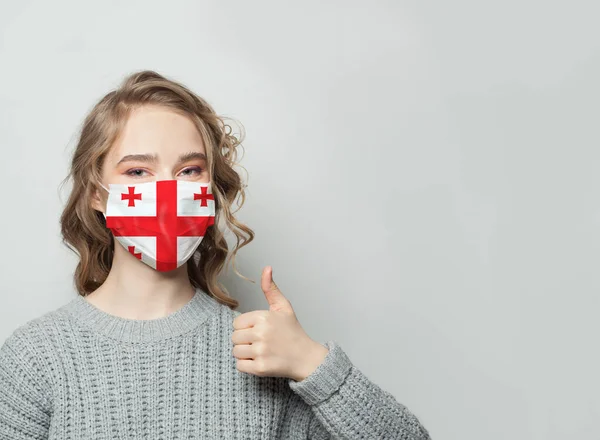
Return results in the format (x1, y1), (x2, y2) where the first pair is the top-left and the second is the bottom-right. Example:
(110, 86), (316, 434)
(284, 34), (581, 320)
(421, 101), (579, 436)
(232, 266), (329, 382)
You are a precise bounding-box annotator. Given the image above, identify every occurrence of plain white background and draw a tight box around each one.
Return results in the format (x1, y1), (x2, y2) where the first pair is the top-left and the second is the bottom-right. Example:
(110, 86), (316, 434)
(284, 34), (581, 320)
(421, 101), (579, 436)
(0, 1), (598, 439)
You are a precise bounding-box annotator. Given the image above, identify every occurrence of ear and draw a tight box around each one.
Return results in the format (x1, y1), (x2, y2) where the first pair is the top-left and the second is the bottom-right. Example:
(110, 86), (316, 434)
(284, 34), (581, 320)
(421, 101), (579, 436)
(90, 185), (106, 213)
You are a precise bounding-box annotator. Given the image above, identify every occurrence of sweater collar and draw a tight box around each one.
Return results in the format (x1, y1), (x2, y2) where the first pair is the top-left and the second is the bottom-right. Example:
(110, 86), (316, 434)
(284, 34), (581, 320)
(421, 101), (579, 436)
(62, 287), (221, 343)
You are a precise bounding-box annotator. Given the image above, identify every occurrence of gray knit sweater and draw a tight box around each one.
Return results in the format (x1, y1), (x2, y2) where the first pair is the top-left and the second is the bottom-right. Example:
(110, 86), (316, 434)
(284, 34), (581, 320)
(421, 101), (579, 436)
(0, 288), (431, 439)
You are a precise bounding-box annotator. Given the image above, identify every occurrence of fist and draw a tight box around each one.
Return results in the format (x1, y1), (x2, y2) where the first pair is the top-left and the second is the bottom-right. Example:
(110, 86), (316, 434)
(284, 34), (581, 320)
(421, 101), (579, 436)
(232, 266), (329, 381)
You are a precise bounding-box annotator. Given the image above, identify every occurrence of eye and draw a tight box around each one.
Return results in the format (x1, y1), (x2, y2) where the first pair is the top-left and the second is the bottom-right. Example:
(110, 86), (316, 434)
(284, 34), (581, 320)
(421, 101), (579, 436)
(179, 166), (203, 177)
(125, 168), (149, 178)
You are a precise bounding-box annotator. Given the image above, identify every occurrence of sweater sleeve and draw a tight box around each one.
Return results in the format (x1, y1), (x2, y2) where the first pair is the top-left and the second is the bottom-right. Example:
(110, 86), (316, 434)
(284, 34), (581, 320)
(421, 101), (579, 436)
(0, 331), (51, 440)
(288, 340), (431, 440)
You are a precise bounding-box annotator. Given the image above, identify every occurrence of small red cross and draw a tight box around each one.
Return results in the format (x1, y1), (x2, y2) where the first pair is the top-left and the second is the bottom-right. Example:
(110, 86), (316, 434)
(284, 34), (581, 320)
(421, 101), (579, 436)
(193, 186), (215, 207)
(127, 246), (142, 259)
(121, 187), (142, 207)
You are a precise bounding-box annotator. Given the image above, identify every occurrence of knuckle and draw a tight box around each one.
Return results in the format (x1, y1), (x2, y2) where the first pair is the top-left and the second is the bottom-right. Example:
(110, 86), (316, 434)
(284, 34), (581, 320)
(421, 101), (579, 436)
(254, 360), (267, 375)
(255, 343), (267, 357)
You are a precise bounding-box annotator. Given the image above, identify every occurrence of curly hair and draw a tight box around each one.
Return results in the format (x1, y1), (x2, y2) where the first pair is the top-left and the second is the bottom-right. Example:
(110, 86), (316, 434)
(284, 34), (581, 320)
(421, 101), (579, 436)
(59, 70), (255, 309)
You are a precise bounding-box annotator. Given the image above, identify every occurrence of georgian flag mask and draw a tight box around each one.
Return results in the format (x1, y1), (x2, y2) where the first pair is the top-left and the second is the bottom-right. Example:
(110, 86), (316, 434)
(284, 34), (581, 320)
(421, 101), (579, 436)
(99, 180), (216, 272)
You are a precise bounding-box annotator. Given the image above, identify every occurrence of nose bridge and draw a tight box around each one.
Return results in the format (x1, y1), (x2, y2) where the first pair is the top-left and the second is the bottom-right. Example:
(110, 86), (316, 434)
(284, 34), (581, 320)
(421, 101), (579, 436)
(156, 164), (176, 181)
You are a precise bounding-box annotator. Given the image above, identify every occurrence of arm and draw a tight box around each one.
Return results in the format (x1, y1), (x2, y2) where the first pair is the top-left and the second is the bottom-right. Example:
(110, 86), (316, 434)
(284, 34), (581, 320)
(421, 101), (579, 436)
(0, 331), (51, 440)
(288, 341), (431, 440)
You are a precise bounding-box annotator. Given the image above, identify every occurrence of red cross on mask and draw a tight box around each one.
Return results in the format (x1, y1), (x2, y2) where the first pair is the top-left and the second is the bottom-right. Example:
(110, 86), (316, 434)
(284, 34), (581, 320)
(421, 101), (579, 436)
(121, 187), (142, 207)
(194, 186), (215, 207)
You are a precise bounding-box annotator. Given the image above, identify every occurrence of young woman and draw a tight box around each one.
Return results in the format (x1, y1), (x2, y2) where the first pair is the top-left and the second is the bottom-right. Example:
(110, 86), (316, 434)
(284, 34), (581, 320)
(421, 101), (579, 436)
(0, 70), (431, 439)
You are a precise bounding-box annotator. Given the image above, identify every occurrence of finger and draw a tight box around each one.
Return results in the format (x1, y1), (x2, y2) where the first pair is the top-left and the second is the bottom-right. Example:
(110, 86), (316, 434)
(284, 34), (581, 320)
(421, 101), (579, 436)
(261, 266), (277, 293)
(232, 310), (269, 330)
(261, 266), (292, 313)
(235, 358), (254, 373)
(232, 343), (256, 360)
(231, 327), (258, 345)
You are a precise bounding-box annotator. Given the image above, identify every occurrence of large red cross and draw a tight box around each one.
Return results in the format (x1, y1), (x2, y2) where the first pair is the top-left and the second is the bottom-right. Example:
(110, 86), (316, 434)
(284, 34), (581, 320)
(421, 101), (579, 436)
(107, 181), (215, 271)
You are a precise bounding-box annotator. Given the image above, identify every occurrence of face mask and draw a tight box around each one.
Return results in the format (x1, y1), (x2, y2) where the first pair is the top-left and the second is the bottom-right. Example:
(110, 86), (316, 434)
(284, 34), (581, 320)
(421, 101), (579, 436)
(99, 179), (216, 272)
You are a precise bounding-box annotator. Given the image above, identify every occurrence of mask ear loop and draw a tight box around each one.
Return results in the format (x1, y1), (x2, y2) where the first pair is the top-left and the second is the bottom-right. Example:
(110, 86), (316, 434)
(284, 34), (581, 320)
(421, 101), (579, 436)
(98, 183), (110, 218)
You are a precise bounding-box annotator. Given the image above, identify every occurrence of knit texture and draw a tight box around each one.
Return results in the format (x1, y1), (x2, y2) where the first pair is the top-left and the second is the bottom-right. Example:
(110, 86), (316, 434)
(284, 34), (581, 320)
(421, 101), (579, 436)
(0, 288), (431, 439)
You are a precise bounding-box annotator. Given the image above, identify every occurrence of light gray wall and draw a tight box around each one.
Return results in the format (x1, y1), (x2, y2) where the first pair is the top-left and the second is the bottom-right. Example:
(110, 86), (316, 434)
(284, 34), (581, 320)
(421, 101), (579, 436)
(0, 1), (597, 439)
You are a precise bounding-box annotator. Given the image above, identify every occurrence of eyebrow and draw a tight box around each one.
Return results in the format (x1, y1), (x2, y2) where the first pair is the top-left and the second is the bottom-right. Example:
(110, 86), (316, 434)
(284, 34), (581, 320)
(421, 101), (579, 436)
(116, 151), (207, 167)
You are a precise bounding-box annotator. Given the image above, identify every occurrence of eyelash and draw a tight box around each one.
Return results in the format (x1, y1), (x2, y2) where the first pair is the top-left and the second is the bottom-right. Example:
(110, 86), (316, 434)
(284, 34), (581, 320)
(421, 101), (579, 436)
(125, 167), (204, 178)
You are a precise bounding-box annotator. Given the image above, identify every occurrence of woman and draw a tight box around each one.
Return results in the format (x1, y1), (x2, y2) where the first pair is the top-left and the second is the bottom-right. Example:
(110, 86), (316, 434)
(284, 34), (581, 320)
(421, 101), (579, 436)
(0, 70), (431, 439)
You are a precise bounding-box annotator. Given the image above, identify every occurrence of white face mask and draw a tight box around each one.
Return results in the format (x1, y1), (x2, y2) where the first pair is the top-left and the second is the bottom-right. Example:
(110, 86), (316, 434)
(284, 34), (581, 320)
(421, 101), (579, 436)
(99, 179), (216, 272)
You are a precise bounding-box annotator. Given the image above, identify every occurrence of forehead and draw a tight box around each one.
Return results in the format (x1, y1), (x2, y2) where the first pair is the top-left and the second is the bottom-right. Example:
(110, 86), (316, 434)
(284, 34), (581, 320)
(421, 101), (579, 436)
(109, 105), (206, 159)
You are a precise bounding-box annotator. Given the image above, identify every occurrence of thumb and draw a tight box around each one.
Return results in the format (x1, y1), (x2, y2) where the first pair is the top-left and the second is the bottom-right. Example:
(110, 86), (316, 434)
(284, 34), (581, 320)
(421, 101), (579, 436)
(261, 266), (293, 313)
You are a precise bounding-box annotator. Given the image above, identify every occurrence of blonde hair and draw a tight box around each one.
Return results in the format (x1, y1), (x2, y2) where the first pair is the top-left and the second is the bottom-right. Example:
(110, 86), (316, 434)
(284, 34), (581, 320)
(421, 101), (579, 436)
(59, 70), (255, 309)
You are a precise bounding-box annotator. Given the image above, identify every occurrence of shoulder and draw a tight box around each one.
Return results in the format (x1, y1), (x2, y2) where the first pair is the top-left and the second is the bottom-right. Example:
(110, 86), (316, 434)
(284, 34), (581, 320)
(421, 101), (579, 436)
(0, 307), (61, 368)
(0, 309), (59, 411)
(2, 308), (57, 344)
(0, 300), (71, 364)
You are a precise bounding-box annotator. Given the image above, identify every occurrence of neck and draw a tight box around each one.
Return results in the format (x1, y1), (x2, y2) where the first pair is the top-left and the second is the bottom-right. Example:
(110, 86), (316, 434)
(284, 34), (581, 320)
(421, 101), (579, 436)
(85, 243), (196, 320)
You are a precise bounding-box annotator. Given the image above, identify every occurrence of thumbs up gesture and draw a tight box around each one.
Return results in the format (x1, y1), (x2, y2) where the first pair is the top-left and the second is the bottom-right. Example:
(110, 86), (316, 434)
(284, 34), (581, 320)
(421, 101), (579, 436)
(232, 266), (329, 382)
